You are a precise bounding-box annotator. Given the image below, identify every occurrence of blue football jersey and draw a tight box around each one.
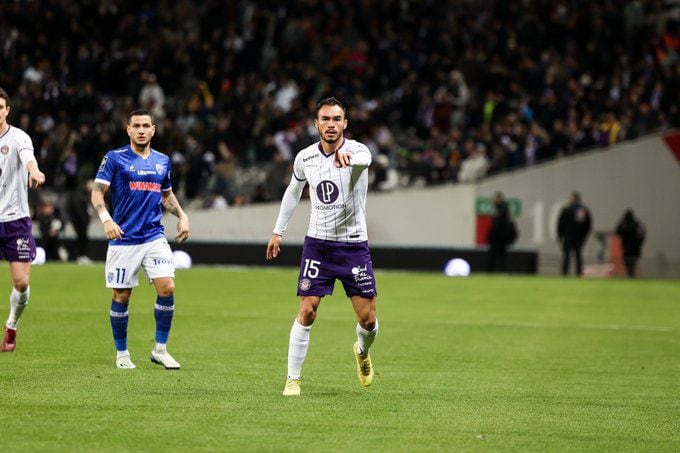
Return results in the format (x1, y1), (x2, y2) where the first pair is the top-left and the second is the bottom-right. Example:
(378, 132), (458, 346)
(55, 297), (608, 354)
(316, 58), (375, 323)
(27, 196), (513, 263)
(95, 145), (172, 245)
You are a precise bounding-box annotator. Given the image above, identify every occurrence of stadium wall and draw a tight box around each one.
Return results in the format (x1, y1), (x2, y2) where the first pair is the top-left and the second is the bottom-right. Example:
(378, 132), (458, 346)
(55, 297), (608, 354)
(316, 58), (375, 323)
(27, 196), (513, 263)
(477, 131), (680, 278)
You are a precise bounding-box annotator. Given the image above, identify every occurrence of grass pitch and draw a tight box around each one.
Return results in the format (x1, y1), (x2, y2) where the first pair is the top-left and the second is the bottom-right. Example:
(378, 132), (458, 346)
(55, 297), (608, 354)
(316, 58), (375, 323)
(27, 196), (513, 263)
(1, 264), (678, 451)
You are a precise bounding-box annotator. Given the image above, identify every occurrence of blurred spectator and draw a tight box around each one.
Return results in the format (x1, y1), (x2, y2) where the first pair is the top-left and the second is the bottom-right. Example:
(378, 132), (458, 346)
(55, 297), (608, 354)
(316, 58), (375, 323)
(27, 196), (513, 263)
(486, 192), (518, 272)
(458, 143), (489, 183)
(138, 72), (166, 126)
(35, 195), (66, 262)
(557, 191), (593, 276)
(615, 209), (646, 278)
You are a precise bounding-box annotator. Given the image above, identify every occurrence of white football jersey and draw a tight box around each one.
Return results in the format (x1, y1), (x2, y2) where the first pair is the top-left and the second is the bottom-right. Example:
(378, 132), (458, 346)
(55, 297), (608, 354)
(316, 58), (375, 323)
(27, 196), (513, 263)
(0, 126), (36, 222)
(282, 138), (371, 242)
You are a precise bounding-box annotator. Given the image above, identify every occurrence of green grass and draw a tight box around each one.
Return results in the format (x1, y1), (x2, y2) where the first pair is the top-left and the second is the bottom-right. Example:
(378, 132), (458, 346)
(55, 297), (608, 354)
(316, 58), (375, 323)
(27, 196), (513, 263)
(1, 264), (679, 451)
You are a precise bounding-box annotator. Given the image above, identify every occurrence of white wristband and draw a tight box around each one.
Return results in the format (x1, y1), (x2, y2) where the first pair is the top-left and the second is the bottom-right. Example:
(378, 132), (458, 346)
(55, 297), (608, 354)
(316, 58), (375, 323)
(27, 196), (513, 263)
(98, 210), (112, 223)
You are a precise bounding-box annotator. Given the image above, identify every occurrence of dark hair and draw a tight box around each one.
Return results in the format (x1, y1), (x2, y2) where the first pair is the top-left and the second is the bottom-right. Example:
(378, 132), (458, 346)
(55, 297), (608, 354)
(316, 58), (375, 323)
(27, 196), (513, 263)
(0, 87), (9, 105)
(128, 109), (154, 124)
(571, 191), (581, 203)
(315, 97), (346, 117)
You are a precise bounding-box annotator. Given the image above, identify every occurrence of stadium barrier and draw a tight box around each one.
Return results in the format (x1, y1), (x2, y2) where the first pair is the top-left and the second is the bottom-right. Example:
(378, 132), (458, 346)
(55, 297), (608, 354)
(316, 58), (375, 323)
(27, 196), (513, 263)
(58, 238), (538, 274)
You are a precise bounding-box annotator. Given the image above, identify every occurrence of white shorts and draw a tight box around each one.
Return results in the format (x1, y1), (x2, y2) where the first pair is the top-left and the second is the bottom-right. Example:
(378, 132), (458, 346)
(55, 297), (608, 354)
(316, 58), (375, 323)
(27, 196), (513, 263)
(105, 238), (175, 288)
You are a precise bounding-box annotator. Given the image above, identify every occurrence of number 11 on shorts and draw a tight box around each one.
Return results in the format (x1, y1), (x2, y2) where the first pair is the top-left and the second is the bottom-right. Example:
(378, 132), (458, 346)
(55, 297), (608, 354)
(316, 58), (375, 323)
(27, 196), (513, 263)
(302, 259), (320, 278)
(115, 267), (126, 284)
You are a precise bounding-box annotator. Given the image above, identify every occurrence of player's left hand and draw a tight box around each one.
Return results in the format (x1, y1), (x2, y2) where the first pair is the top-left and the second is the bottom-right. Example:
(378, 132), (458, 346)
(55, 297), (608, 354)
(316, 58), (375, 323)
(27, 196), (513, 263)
(28, 169), (46, 188)
(176, 216), (190, 243)
(335, 151), (351, 168)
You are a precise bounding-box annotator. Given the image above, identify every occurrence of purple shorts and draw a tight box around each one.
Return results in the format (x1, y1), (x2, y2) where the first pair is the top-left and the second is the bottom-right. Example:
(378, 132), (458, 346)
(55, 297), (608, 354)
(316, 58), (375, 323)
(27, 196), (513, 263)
(0, 217), (36, 263)
(297, 236), (377, 299)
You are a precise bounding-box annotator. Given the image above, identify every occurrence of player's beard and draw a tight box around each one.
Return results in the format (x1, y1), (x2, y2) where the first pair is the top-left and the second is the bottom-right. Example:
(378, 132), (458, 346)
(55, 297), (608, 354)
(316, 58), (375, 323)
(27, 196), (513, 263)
(319, 129), (340, 144)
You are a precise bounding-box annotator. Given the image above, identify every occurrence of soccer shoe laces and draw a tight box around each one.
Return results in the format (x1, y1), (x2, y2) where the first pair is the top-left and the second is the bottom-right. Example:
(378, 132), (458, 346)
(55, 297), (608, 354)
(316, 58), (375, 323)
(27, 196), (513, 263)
(359, 357), (372, 375)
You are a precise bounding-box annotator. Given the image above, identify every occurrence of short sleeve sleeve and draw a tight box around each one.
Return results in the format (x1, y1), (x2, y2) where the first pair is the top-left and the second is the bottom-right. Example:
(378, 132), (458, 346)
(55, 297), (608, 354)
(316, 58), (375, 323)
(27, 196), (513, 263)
(94, 153), (114, 185)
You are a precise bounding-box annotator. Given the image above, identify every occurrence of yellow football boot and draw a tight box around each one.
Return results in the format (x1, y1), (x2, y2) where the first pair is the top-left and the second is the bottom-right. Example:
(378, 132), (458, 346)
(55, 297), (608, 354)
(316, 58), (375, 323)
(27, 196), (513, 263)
(283, 378), (301, 396)
(353, 342), (374, 387)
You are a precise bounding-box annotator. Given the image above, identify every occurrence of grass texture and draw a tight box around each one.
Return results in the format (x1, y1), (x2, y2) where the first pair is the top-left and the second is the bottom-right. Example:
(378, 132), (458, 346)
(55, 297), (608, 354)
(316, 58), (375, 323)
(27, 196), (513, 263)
(1, 264), (678, 451)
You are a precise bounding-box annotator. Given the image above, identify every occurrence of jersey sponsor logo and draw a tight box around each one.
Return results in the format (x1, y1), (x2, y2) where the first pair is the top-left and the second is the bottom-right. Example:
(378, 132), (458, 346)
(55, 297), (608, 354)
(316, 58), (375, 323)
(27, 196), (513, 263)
(316, 180), (339, 204)
(299, 278), (311, 291)
(129, 181), (161, 192)
(99, 156), (108, 171)
(0, 145), (8, 155)
(314, 203), (346, 211)
(351, 264), (373, 284)
(135, 170), (158, 175)
(303, 154), (318, 162)
(16, 237), (31, 260)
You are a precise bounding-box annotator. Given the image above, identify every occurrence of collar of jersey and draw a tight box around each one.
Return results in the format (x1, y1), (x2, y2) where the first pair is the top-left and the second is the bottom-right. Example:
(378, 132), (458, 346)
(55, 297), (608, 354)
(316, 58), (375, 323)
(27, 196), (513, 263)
(317, 138), (345, 157)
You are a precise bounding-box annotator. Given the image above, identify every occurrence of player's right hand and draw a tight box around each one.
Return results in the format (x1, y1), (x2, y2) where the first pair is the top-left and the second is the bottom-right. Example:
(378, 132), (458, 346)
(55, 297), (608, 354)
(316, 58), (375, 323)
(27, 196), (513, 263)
(266, 234), (282, 260)
(103, 220), (124, 240)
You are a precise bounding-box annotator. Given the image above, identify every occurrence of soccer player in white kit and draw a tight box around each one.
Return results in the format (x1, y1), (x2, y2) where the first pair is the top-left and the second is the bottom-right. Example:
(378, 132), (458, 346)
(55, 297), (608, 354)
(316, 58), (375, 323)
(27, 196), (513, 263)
(0, 88), (46, 352)
(91, 109), (190, 369)
(266, 97), (379, 396)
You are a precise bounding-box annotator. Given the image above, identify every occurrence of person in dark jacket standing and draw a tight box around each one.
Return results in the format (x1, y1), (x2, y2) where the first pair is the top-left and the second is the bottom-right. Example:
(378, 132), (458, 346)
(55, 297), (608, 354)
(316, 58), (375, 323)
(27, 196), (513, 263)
(557, 192), (592, 276)
(615, 209), (645, 278)
(486, 192), (517, 272)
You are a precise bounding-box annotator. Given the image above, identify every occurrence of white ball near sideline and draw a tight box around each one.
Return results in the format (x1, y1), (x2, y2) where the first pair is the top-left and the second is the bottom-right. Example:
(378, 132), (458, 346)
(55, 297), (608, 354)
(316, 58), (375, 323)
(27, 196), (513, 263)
(32, 246), (46, 265)
(173, 250), (192, 269)
(444, 258), (470, 277)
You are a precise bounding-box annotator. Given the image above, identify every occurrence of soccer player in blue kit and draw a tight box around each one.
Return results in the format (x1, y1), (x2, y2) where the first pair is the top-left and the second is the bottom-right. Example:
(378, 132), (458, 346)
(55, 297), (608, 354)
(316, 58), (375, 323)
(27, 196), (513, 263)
(266, 98), (379, 396)
(91, 110), (190, 369)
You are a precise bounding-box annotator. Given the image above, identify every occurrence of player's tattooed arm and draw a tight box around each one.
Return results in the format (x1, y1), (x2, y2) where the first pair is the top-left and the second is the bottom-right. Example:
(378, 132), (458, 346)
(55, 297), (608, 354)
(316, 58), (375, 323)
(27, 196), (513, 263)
(91, 182), (109, 213)
(91, 181), (123, 239)
(163, 190), (190, 243)
(162, 191), (182, 217)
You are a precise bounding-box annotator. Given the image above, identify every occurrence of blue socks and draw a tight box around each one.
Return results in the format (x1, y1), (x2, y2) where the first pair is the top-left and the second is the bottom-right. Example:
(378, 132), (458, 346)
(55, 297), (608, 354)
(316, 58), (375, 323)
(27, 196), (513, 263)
(110, 301), (129, 352)
(154, 295), (175, 344)
(110, 296), (174, 351)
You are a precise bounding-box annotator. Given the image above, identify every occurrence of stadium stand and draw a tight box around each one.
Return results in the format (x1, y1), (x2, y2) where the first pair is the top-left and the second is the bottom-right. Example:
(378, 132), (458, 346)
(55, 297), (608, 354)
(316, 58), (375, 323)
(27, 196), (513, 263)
(1, 0), (678, 211)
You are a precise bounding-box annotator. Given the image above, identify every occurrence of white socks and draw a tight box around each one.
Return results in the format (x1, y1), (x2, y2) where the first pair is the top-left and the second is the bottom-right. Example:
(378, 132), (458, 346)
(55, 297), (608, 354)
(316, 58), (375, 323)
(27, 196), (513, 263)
(286, 318), (379, 379)
(287, 320), (311, 380)
(7, 287), (30, 330)
(116, 350), (130, 359)
(154, 343), (167, 352)
(356, 318), (379, 356)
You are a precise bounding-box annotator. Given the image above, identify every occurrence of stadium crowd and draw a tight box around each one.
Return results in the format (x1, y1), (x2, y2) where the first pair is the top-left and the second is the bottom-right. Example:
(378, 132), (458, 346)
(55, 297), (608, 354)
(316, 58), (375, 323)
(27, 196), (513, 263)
(1, 0), (678, 213)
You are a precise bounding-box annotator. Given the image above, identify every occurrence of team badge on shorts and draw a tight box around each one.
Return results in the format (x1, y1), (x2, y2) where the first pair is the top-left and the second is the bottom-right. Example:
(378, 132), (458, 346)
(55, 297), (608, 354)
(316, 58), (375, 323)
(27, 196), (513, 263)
(299, 278), (311, 291)
(107, 272), (114, 284)
(0, 145), (9, 155)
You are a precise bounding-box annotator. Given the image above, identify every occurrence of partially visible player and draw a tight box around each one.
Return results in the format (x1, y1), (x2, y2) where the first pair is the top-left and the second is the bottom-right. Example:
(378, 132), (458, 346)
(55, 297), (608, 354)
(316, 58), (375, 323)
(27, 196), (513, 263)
(91, 109), (190, 369)
(266, 97), (379, 396)
(0, 87), (46, 352)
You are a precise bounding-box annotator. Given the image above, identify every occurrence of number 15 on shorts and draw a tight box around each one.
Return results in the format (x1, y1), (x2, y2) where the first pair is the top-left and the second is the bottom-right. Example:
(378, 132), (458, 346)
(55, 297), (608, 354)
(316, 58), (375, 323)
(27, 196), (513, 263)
(302, 259), (320, 278)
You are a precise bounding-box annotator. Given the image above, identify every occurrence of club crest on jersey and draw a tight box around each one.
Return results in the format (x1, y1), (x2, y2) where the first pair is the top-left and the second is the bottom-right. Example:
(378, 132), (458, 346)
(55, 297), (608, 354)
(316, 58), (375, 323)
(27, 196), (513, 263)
(155, 164), (165, 175)
(299, 278), (311, 291)
(316, 180), (339, 204)
(0, 145), (8, 155)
